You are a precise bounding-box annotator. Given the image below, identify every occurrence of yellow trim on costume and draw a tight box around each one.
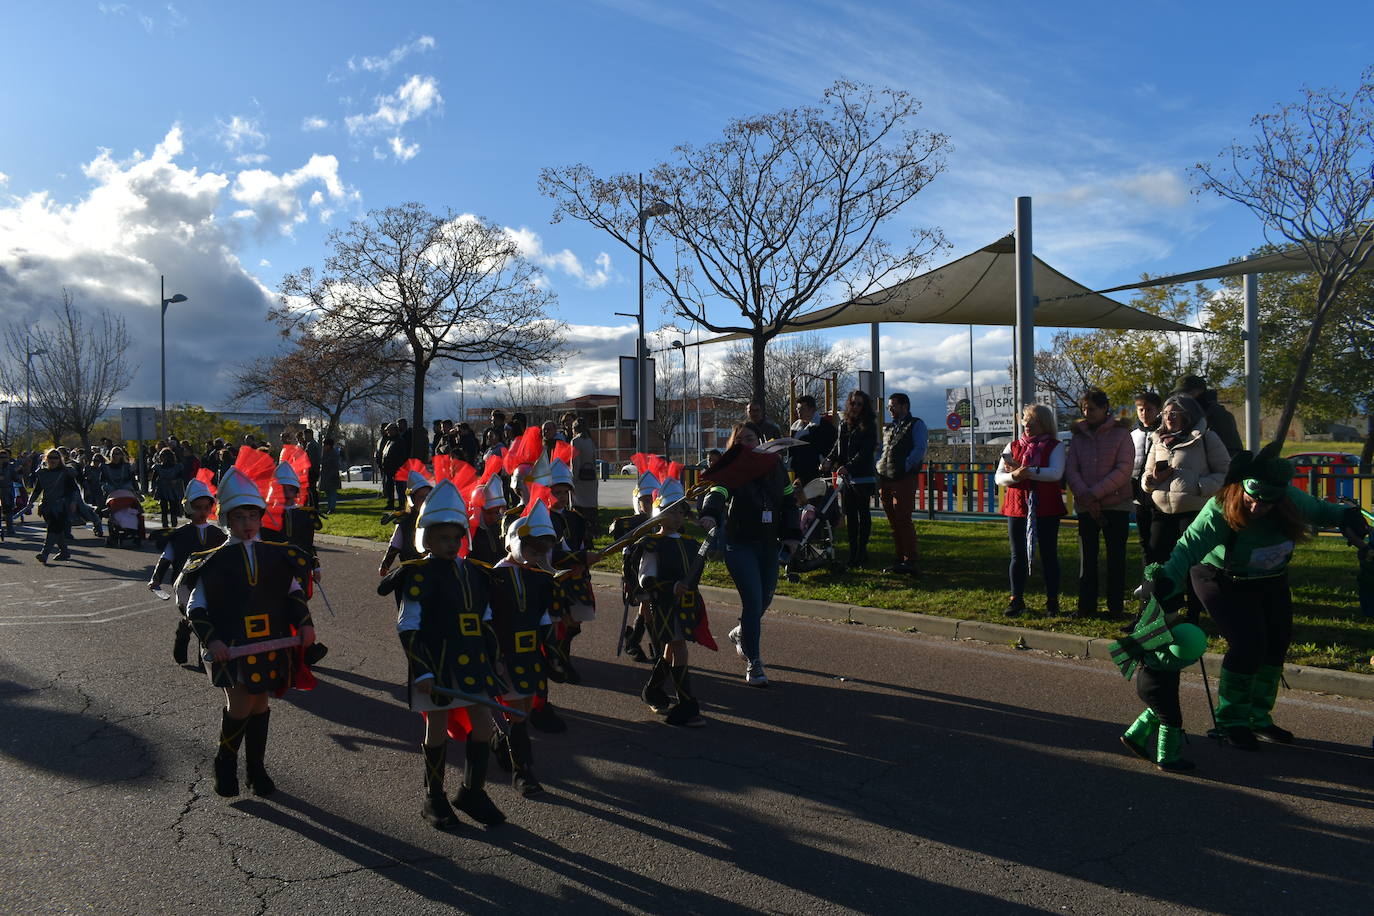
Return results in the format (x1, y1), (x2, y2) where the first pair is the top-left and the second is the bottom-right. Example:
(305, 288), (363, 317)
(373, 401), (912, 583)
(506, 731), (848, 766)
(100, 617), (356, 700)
(243, 614), (270, 638)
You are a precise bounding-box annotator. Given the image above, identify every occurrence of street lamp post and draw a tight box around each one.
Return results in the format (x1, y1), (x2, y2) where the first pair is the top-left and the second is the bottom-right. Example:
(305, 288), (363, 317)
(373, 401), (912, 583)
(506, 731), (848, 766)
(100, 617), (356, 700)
(24, 333), (47, 449)
(451, 370), (465, 421)
(628, 176), (670, 455)
(160, 275), (189, 440)
(671, 339), (687, 467)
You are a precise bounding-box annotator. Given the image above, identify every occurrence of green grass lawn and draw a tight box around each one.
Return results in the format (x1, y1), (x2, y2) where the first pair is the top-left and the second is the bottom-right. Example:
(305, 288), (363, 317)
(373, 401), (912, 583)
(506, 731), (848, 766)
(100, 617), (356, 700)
(312, 491), (1374, 674)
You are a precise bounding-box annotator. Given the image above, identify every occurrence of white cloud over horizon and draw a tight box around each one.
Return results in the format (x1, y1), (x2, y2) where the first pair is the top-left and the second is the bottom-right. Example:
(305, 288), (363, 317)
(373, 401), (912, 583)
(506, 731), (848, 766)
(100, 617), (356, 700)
(347, 35), (436, 74)
(344, 74), (442, 161)
(505, 226), (615, 289)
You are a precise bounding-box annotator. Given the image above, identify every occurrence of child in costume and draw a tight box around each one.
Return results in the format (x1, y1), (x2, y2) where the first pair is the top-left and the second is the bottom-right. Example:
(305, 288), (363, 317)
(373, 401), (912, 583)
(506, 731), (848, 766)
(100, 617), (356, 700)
(1144, 443), (1369, 750)
(482, 500), (560, 795)
(466, 475), (508, 566)
(609, 471), (659, 664)
(262, 456), (328, 665)
(379, 480), (507, 829)
(179, 467), (317, 798)
(1110, 600), (1208, 771)
(378, 466), (434, 579)
(546, 458), (596, 684)
(637, 478), (712, 727)
(150, 476), (227, 664)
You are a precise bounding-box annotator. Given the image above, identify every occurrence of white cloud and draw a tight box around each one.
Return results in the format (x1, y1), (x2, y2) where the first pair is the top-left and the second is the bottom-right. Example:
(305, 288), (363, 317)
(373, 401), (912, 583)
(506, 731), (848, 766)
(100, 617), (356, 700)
(301, 115), (330, 132)
(230, 153), (356, 235)
(348, 35), (436, 74)
(218, 114), (266, 153)
(0, 172), (8, 186)
(344, 74), (443, 135)
(389, 136), (420, 161)
(235, 153), (269, 166)
(0, 127), (357, 407)
(504, 226), (614, 288)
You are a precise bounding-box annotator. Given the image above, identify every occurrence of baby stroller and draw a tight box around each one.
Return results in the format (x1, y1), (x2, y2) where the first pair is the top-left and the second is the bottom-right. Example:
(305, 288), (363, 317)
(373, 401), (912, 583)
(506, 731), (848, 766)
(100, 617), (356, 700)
(785, 476), (842, 581)
(103, 489), (146, 548)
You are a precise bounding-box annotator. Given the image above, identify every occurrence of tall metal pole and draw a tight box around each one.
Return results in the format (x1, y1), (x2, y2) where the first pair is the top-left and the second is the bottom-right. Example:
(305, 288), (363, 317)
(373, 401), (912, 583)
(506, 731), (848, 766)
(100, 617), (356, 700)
(695, 325), (701, 461)
(681, 341), (689, 467)
(160, 274), (167, 440)
(1243, 273), (1261, 451)
(1014, 197), (1036, 430)
(637, 176), (651, 457)
(24, 331), (33, 449)
(968, 324), (975, 464)
(870, 322), (880, 406)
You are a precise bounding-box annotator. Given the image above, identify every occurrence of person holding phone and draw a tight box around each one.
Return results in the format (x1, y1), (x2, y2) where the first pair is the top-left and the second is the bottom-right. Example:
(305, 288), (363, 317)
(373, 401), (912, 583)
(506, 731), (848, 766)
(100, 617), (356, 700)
(1142, 393), (1230, 620)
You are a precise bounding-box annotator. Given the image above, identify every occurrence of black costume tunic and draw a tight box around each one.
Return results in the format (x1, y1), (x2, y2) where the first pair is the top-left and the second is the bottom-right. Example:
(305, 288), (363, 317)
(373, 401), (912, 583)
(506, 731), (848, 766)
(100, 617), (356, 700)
(638, 533), (707, 645)
(467, 520), (505, 566)
(482, 562), (556, 698)
(262, 505), (321, 591)
(381, 556), (500, 709)
(550, 509), (596, 621)
(165, 523), (228, 578)
(183, 540), (313, 692)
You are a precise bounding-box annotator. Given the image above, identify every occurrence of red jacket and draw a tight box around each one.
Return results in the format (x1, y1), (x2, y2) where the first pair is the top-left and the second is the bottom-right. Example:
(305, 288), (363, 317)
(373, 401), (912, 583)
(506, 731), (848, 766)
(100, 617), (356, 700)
(1064, 417), (1134, 510)
(1001, 436), (1065, 518)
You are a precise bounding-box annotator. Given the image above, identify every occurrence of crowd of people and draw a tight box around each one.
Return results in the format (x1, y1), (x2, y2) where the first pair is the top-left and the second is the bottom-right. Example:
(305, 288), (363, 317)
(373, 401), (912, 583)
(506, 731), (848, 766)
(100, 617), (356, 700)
(1, 370), (1368, 810)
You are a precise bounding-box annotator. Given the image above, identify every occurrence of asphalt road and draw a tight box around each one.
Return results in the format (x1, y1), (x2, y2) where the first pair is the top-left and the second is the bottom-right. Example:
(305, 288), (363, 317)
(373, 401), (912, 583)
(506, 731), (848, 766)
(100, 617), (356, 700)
(2, 523), (1373, 915)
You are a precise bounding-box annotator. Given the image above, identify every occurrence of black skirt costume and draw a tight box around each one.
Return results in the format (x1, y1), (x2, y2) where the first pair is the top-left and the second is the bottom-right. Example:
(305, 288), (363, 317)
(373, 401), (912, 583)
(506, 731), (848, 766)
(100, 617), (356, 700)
(638, 533), (709, 646)
(467, 521), (505, 566)
(482, 561), (556, 699)
(262, 506), (321, 593)
(380, 557), (501, 711)
(551, 509), (596, 622)
(182, 540), (314, 692)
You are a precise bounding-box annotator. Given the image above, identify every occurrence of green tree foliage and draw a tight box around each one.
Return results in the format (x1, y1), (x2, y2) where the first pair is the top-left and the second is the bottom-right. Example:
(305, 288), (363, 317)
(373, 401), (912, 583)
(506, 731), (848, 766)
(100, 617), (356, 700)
(1033, 281), (1234, 414)
(162, 404), (263, 450)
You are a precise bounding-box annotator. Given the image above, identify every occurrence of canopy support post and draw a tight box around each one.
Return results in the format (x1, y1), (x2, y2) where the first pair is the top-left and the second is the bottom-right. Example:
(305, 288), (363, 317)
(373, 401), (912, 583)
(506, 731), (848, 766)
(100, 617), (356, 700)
(1014, 197), (1036, 429)
(1243, 273), (1261, 450)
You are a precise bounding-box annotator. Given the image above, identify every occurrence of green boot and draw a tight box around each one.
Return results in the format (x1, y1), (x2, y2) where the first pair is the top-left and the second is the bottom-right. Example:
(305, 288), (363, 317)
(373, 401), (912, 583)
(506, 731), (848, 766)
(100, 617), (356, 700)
(1249, 664), (1294, 744)
(1214, 669), (1258, 750)
(1155, 723), (1195, 772)
(1120, 709), (1158, 762)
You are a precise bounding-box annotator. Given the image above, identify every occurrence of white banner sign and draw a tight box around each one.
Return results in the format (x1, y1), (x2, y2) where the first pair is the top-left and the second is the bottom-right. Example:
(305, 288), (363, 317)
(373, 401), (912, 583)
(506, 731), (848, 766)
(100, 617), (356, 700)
(945, 385), (1055, 436)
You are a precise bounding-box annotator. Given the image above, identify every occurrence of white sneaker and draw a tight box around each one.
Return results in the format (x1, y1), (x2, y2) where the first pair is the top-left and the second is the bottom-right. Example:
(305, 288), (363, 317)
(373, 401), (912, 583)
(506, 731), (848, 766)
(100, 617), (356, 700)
(727, 625), (745, 659)
(744, 661), (768, 687)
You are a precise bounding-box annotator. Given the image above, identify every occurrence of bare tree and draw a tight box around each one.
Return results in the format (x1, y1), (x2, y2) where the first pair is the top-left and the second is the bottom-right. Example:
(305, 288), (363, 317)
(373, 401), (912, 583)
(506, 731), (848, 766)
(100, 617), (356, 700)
(713, 333), (861, 430)
(1, 289), (132, 447)
(229, 324), (406, 443)
(1193, 67), (1374, 441)
(540, 80), (949, 405)
(276, 203), (566, 458)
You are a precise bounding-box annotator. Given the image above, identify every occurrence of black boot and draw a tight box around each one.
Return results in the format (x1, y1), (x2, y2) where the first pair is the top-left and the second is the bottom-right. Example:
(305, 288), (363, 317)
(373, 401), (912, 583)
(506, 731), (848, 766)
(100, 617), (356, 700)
(303, 642), (329, 666)
(213, 711), (248, 798)
(665, 666), (705, 727)
(421, 743), (459, 829)
(526, 699), (566, 733)
(641, 660), (673, 714)
(624, 616), (650, 663)
(243, 710), (276, 796)
(173, 618), (192, 665)
(508, 722), (543, 796)
(453, 740), (506, 825)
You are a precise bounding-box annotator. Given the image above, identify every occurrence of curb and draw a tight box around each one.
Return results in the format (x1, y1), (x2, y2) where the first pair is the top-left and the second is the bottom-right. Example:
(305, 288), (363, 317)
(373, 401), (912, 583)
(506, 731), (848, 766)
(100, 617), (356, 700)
(314, 530), (1374, 702)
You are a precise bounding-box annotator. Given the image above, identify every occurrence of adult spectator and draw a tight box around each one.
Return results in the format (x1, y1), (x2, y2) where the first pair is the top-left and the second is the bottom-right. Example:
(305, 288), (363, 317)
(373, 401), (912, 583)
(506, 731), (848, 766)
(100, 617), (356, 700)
(569, 418), (599, 532)
(789, 395), (836, 489)
(1064, 388), (1134, 619)
(457, 423), (479, 464)
(485, 410), (507, 444)
(830, 390), (879, 569)
(996, 404), (1066, 617)
(101, 447), (138, 495)
(319, 436), (343, 515)
(1130, 391), (1163, 562)
(541, 419), (562, 456)
(699, 424), (801, 687)
(31, 448), (78, 563)
(1142, 393), (1230, 620)
(1178, 374), (1242, 457)
(301, 428), (321, 507)
(431, 419), (444, 457)
(179, 440), (200, 492)
(875, 393), (928, 575)
(98, 436), (114, 457)
(509, 413), (528, 440)
(744, 401), (781, 442)
(379, 422), (407, 510)
(0, 447), (17, 537)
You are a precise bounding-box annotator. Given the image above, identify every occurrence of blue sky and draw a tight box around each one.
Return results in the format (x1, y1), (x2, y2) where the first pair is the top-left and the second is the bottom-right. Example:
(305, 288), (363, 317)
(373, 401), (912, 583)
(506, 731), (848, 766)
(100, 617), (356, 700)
(1, 0), (1369, 426)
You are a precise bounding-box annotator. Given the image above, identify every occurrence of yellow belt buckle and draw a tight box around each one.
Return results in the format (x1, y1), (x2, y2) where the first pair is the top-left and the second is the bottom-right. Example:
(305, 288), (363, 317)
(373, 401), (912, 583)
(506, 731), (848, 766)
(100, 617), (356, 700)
(459, 613), (481, 637)
(515, 629), (537, 652)
(678, 589), (695, 609)
(243, 614), (270, 639)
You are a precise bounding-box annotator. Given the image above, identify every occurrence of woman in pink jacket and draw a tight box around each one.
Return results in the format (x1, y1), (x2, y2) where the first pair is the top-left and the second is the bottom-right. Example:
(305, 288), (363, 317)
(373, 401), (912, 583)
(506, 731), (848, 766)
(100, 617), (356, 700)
(1065, 389), (1135, 619)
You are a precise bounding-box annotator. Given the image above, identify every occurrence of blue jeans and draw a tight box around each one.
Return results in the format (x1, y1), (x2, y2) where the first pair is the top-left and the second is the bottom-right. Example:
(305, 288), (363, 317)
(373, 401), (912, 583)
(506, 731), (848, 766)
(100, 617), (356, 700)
(723, 538), (780, 663)
(1007, 515), (1061, 600)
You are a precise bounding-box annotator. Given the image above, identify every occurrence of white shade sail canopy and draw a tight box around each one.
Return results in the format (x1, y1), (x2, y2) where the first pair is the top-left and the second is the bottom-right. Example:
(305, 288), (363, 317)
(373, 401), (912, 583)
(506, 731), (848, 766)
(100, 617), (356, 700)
(696, 234), (1198, 346)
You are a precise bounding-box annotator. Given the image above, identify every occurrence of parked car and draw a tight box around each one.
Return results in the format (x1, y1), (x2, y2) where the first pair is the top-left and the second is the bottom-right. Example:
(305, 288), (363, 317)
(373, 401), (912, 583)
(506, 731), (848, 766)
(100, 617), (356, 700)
(346, 464), (375, 482)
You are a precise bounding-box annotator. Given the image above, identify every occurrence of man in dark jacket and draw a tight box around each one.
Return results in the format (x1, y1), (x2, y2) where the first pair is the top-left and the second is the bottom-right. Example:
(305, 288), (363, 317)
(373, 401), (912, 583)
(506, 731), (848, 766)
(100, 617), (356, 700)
(875, 393), (928, 575)
(788, 395), (836, 488)
(1178, 375), (1242, 457)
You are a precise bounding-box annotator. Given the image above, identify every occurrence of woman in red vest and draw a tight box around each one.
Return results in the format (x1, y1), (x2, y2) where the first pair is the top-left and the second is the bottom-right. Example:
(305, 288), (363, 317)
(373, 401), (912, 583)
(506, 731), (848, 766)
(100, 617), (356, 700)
(995, 404), (1066, 617)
